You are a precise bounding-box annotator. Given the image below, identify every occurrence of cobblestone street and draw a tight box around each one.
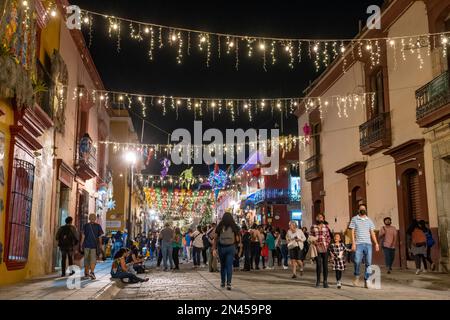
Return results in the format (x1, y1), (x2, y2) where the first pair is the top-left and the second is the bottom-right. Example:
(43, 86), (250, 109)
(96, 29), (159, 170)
(112, 261), (450, 300)
(0, 259), (449, 300)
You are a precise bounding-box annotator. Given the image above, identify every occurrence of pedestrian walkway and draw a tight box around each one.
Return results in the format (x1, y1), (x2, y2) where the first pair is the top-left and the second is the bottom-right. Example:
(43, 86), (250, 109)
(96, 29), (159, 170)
(112, 261), (450, 300)
(0, 261), (114, 300)
(1, 260), (449, 300)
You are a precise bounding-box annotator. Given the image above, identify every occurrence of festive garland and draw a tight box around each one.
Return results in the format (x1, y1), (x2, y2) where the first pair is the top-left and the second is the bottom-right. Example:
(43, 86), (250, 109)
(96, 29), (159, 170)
(76, 8), (450, 71)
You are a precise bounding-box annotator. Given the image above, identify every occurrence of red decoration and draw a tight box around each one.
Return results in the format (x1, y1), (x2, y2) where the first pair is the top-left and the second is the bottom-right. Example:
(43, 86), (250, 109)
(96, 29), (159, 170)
(303, 123), (311, 145)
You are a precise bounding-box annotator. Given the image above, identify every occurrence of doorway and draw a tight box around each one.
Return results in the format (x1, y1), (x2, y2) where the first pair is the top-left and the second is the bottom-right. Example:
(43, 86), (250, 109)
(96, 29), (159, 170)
(402, 168), (421, 261)
(56, 183), (70, 269)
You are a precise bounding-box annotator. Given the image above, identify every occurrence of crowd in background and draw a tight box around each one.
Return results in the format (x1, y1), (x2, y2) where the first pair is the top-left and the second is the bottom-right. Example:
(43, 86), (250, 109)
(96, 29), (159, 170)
(55, 205), (437, 288)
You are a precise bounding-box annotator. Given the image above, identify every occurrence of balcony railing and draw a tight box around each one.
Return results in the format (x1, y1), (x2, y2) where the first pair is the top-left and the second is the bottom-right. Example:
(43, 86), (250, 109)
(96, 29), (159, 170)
(77, 136), (98, 180)
(359, 112), (391, 155)
(305, 154), (321, 181)
(416, 70), (450, 128)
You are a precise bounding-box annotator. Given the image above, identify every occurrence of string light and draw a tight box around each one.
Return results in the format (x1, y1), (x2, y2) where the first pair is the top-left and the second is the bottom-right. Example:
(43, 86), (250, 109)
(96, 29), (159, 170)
(76, 8), (450, 71)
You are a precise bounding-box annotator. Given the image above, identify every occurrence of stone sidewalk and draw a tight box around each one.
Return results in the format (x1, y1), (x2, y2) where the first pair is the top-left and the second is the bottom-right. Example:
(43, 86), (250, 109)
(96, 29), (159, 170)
(0, 261), (116, 300)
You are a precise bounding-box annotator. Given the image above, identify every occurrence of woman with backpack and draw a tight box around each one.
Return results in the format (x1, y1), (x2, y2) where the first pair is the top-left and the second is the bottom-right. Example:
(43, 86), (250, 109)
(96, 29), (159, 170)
(408, 220), (429, 275)
(213, 212), (241, 290)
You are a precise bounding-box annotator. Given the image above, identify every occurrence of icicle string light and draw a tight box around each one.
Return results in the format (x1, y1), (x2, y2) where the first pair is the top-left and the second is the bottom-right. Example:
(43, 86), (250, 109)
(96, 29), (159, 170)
(78, 8), (450, 70)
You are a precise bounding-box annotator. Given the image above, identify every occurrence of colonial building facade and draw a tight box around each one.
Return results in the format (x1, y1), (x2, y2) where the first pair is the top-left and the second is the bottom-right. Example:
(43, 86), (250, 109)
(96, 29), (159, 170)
(296, 0), (450, 271)
(0, 0), (117, 285)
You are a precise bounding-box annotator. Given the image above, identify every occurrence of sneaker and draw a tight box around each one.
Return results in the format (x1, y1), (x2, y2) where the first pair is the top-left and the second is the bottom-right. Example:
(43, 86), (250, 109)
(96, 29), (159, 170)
(415, 269), (421, 275)
(352, 276), (360, 287)
(387, 270), (391, 274)
(89, 272), (96, 280)
(283, 266), (288, 270)
(299, 269), (304, 276)
(364, 280), (369, 288)
(315, 281), (320, 288)
(323, 281), (329, 288)
(422, 269), (427, 273)
(226, 284), (232, 290)
(291, 274), (297, 279)
(220, 283), (225, 288)
(337, 281), (342, 289)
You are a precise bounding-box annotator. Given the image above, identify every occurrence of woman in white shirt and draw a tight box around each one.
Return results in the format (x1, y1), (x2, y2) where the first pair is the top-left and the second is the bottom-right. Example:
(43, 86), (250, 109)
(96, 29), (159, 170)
(286, 221), (306, 279)
(191, 225), (204, 268)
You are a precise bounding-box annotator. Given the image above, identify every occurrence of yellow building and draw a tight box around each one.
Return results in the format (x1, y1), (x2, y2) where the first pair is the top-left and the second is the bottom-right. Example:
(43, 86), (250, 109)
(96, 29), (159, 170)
(0, 0), (60, 284)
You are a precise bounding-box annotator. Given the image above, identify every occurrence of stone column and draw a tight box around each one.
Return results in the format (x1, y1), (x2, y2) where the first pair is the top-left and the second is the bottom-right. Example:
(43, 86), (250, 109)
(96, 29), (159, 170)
(431, 127), (450, 273)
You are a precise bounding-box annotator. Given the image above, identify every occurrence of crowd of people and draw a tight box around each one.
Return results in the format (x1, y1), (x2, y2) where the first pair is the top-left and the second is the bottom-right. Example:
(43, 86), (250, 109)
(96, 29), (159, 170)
(55, 204), (437, 290)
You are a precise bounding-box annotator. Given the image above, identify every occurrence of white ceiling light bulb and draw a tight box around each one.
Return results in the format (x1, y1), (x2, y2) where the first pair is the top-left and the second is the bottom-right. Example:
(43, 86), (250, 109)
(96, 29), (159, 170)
(200, 36), (206, 43)
(313, 45), (319, 52)
(83, 17), (89, 24)
(50, 9), (57, 17)
(228, 41), (234, 48)
(340, 47), (345, 53)
(144, 27), (150, 34)
(176, 100), (181, 105)
(259, 43), (265, 50)
(157, 99), (162, 104)
(171, 34), (177, 42)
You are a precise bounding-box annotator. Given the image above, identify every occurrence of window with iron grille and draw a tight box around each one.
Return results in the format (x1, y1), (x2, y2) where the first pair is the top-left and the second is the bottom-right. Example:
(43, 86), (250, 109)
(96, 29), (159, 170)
(6, 158), (35, 264)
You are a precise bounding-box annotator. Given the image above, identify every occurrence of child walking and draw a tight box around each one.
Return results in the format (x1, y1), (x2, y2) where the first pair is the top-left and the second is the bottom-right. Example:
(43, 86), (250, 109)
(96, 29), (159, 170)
(329, 233), (348, 289)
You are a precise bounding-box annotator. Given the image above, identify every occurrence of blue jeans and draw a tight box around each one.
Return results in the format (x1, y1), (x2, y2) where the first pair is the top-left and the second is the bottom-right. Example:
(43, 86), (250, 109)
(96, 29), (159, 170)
(193, 247), (202, 266)
(280, 245), (288, 267)
(111, 271), (142, 283)
(161, 241), (174, 269)
(354, 243), (373, 280)
(383, 247), (395, 270)
(218, 244), (236, 285)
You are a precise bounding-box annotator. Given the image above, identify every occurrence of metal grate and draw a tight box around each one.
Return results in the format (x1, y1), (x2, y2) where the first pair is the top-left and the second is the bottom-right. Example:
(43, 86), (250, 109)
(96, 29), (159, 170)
(416, 70), (450, 120)
(359, 112), (389, 147)
(7, 158), (35, 263)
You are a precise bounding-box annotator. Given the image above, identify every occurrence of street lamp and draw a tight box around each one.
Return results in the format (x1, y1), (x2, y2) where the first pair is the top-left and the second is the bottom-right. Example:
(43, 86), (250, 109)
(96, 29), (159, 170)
(124, 151), (137, 240)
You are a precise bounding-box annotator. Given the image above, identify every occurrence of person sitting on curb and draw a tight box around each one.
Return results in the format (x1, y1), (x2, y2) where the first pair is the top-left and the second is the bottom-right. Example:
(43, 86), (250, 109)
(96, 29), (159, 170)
(111, 248), (149, 284)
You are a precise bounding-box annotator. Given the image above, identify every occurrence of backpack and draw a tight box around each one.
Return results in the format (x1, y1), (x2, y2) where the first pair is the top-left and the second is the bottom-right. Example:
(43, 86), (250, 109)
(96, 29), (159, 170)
(219, 227), (235, 246)
(425, 231), (435, 248)
(412, 228), (427, 245)
(202, 234), (211, 249)
(58, 225), (77, 248)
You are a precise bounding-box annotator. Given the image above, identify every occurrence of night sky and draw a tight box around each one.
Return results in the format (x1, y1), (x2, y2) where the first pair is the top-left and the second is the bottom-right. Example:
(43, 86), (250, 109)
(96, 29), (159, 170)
(71, 0), (384, 175)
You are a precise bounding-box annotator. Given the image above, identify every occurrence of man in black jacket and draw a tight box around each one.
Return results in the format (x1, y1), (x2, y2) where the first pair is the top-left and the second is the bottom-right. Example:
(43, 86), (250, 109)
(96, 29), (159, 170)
(55, 216), (79, 277)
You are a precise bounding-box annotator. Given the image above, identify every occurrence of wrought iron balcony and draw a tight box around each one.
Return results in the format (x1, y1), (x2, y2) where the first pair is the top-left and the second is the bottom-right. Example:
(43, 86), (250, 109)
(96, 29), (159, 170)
(359, 112), (391, 155)
(77, 135), (98, 181)
(305, 154), (322, 182)
(416, 70), (450, 128)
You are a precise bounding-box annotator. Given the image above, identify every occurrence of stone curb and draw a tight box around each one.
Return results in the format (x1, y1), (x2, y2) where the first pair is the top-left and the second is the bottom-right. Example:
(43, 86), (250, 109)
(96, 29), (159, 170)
(90, 280), (123, 300)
